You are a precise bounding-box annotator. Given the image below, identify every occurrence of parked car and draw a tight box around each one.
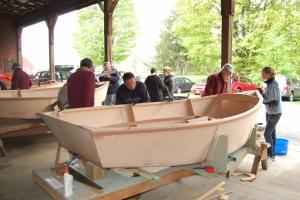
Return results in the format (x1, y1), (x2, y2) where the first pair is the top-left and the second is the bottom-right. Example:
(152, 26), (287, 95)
(0, 72), (12, 89)
(174, 77), (194, 93)
(232, 76), (258, 92)
(191, 75), (257, 96)
(276, 75), (300, 101)
(191, 78), (207, 96)
(34, 65), (74, 84)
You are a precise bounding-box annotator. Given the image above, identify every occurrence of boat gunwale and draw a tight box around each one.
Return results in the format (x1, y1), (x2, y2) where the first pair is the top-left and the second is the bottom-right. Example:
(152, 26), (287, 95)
(41, 92), (262, 136)
(0, 96), (58, 100)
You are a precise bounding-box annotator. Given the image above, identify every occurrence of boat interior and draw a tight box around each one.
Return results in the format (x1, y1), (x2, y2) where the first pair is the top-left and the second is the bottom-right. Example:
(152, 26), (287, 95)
(48, 93), (260, 130)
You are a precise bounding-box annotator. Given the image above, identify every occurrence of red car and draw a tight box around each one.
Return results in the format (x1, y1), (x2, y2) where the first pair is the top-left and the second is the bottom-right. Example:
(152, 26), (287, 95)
(191, 76), (258, 96)
(0, 72), (13, 89)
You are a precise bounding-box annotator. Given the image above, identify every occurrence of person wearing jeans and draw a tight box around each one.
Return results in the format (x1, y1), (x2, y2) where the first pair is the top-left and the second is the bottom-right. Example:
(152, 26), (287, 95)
(260, 66), (282, 162)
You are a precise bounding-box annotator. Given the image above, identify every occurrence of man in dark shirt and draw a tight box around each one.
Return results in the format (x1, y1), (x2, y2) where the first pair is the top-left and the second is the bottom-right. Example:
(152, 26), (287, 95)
(144, 67), (164, 102)
(203, 63), (234, 96)
(67, 58), (95, 108)
(11, 63), (32, 90)
(99, 62), (120, 105)
(116, 72), (150, 105)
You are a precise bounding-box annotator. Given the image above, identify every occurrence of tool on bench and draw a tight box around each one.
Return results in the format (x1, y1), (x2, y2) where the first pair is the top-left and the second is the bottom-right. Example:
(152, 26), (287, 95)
(64, 160), (103, 190)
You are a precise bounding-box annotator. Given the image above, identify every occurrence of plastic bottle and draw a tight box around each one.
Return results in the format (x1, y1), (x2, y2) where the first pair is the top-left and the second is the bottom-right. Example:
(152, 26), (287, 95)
(64, 166), (73, 197)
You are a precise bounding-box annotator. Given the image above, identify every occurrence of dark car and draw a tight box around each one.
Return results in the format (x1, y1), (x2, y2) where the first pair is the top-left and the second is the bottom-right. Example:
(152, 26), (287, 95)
(34, 65), (74, 84)
(276, 75), (300, 101)
(174, 77), (194, 93)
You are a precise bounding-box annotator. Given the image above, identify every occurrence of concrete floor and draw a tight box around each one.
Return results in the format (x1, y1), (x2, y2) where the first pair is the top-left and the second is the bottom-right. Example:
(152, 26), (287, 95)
(0, 101), (300, 200)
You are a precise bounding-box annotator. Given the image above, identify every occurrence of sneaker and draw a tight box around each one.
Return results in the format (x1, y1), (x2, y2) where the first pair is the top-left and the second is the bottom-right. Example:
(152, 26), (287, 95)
(267, 157), (273, 165)
(271, 156), (276, 161)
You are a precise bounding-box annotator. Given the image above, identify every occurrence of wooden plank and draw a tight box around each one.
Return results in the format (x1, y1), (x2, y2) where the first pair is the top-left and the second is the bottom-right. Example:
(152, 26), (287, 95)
(0, 123), (46, 135)
(106, 115), (196, 128)
(32, 170), (65, 200)
(196, 182), (225, 200)
(33, 166), (196, 200)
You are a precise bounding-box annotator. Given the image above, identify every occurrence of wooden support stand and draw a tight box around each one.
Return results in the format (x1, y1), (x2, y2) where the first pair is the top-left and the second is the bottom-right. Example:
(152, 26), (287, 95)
(0, 139), (6, 157)
(251, 142), (270, 175)
(203, 128), (257, 178)
(33, 165), (198, 200)
(0, 118), (48, 156)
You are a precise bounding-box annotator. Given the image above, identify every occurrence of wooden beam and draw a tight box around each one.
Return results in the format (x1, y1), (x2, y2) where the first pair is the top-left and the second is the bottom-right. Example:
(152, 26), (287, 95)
(221, 0), (234, 66)
(46, 14), (58, 81)
(104, 0), (113, 63)
(17, 0), (100, 27)
(98, 2), (104, 12)
(16, 26), (23, 65)
(109, 0), (119, 13)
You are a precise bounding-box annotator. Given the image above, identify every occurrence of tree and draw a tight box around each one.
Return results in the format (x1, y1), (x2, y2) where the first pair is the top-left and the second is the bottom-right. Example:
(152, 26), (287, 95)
(73, 0), (138, 67)
(173, 0), (221, 74)
(233, 0), (300, 82)
(155, 0), (300, 81)
(154, 14), (191, 75)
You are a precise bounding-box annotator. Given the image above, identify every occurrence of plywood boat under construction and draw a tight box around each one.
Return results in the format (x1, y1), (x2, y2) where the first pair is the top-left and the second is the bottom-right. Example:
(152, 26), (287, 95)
(0, 82), (109, 119)
(40, 92), (262, 168)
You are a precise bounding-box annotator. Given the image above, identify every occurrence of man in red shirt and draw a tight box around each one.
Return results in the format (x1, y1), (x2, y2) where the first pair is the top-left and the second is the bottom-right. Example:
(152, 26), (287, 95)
(11, 63), (32, 90)
(67, 58), (95, 108)
(203, 63), (234, 96)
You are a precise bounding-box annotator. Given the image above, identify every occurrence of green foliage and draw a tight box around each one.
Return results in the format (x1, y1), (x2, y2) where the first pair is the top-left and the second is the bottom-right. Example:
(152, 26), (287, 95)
(73, 0), (138, 67)
(233, 0), (300, 82)
(154, 0), (221, 75)
(173, 0), (221, 74)
(154, 14), (191, 75)
(155, 0), (300, 82)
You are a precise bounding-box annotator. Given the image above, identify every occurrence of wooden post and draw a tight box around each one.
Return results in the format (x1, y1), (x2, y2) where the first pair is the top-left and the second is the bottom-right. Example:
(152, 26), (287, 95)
(103, 0), (119, 63)
(17, 26), (23, 65)
(221, 0), (234, 93)
(221, 0), (234, 66)
(46, 14), (58, 81)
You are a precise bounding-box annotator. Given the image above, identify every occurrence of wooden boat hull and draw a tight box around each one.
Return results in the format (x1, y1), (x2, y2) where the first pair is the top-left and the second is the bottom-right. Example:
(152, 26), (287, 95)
(0, 82), (108, 119)
(40, 92), (262, 168)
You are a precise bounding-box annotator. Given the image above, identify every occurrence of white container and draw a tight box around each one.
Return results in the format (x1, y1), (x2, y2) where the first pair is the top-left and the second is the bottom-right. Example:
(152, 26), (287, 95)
(64, 170), (73, 197)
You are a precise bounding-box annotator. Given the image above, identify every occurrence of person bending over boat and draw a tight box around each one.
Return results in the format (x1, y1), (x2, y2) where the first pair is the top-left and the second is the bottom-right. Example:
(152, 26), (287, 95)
(116, 72), (150, 105)
(203, 63), (234, 96)
(11, 63), (32, 90)
(99, 61), (120, 105)
(67, 58), (95, 108)
(162, 66), (174, 99)
(260, 66), (282, 163)
(144, 67), (165, 102)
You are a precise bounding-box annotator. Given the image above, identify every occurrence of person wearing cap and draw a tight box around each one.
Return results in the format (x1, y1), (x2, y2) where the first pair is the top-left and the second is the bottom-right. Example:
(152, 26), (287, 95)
(99, 61), (120, 105)
(67, 58), (95, 108)
(144, 67), (165, 102)
(116, 72), (150, 105)
(203, 63), (234, 96)
(11, 63), (32, 90)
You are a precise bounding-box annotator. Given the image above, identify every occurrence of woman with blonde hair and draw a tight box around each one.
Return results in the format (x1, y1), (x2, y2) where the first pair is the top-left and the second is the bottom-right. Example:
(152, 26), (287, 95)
(162, 66), (174, 98)
(261, 66), (282, 163)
